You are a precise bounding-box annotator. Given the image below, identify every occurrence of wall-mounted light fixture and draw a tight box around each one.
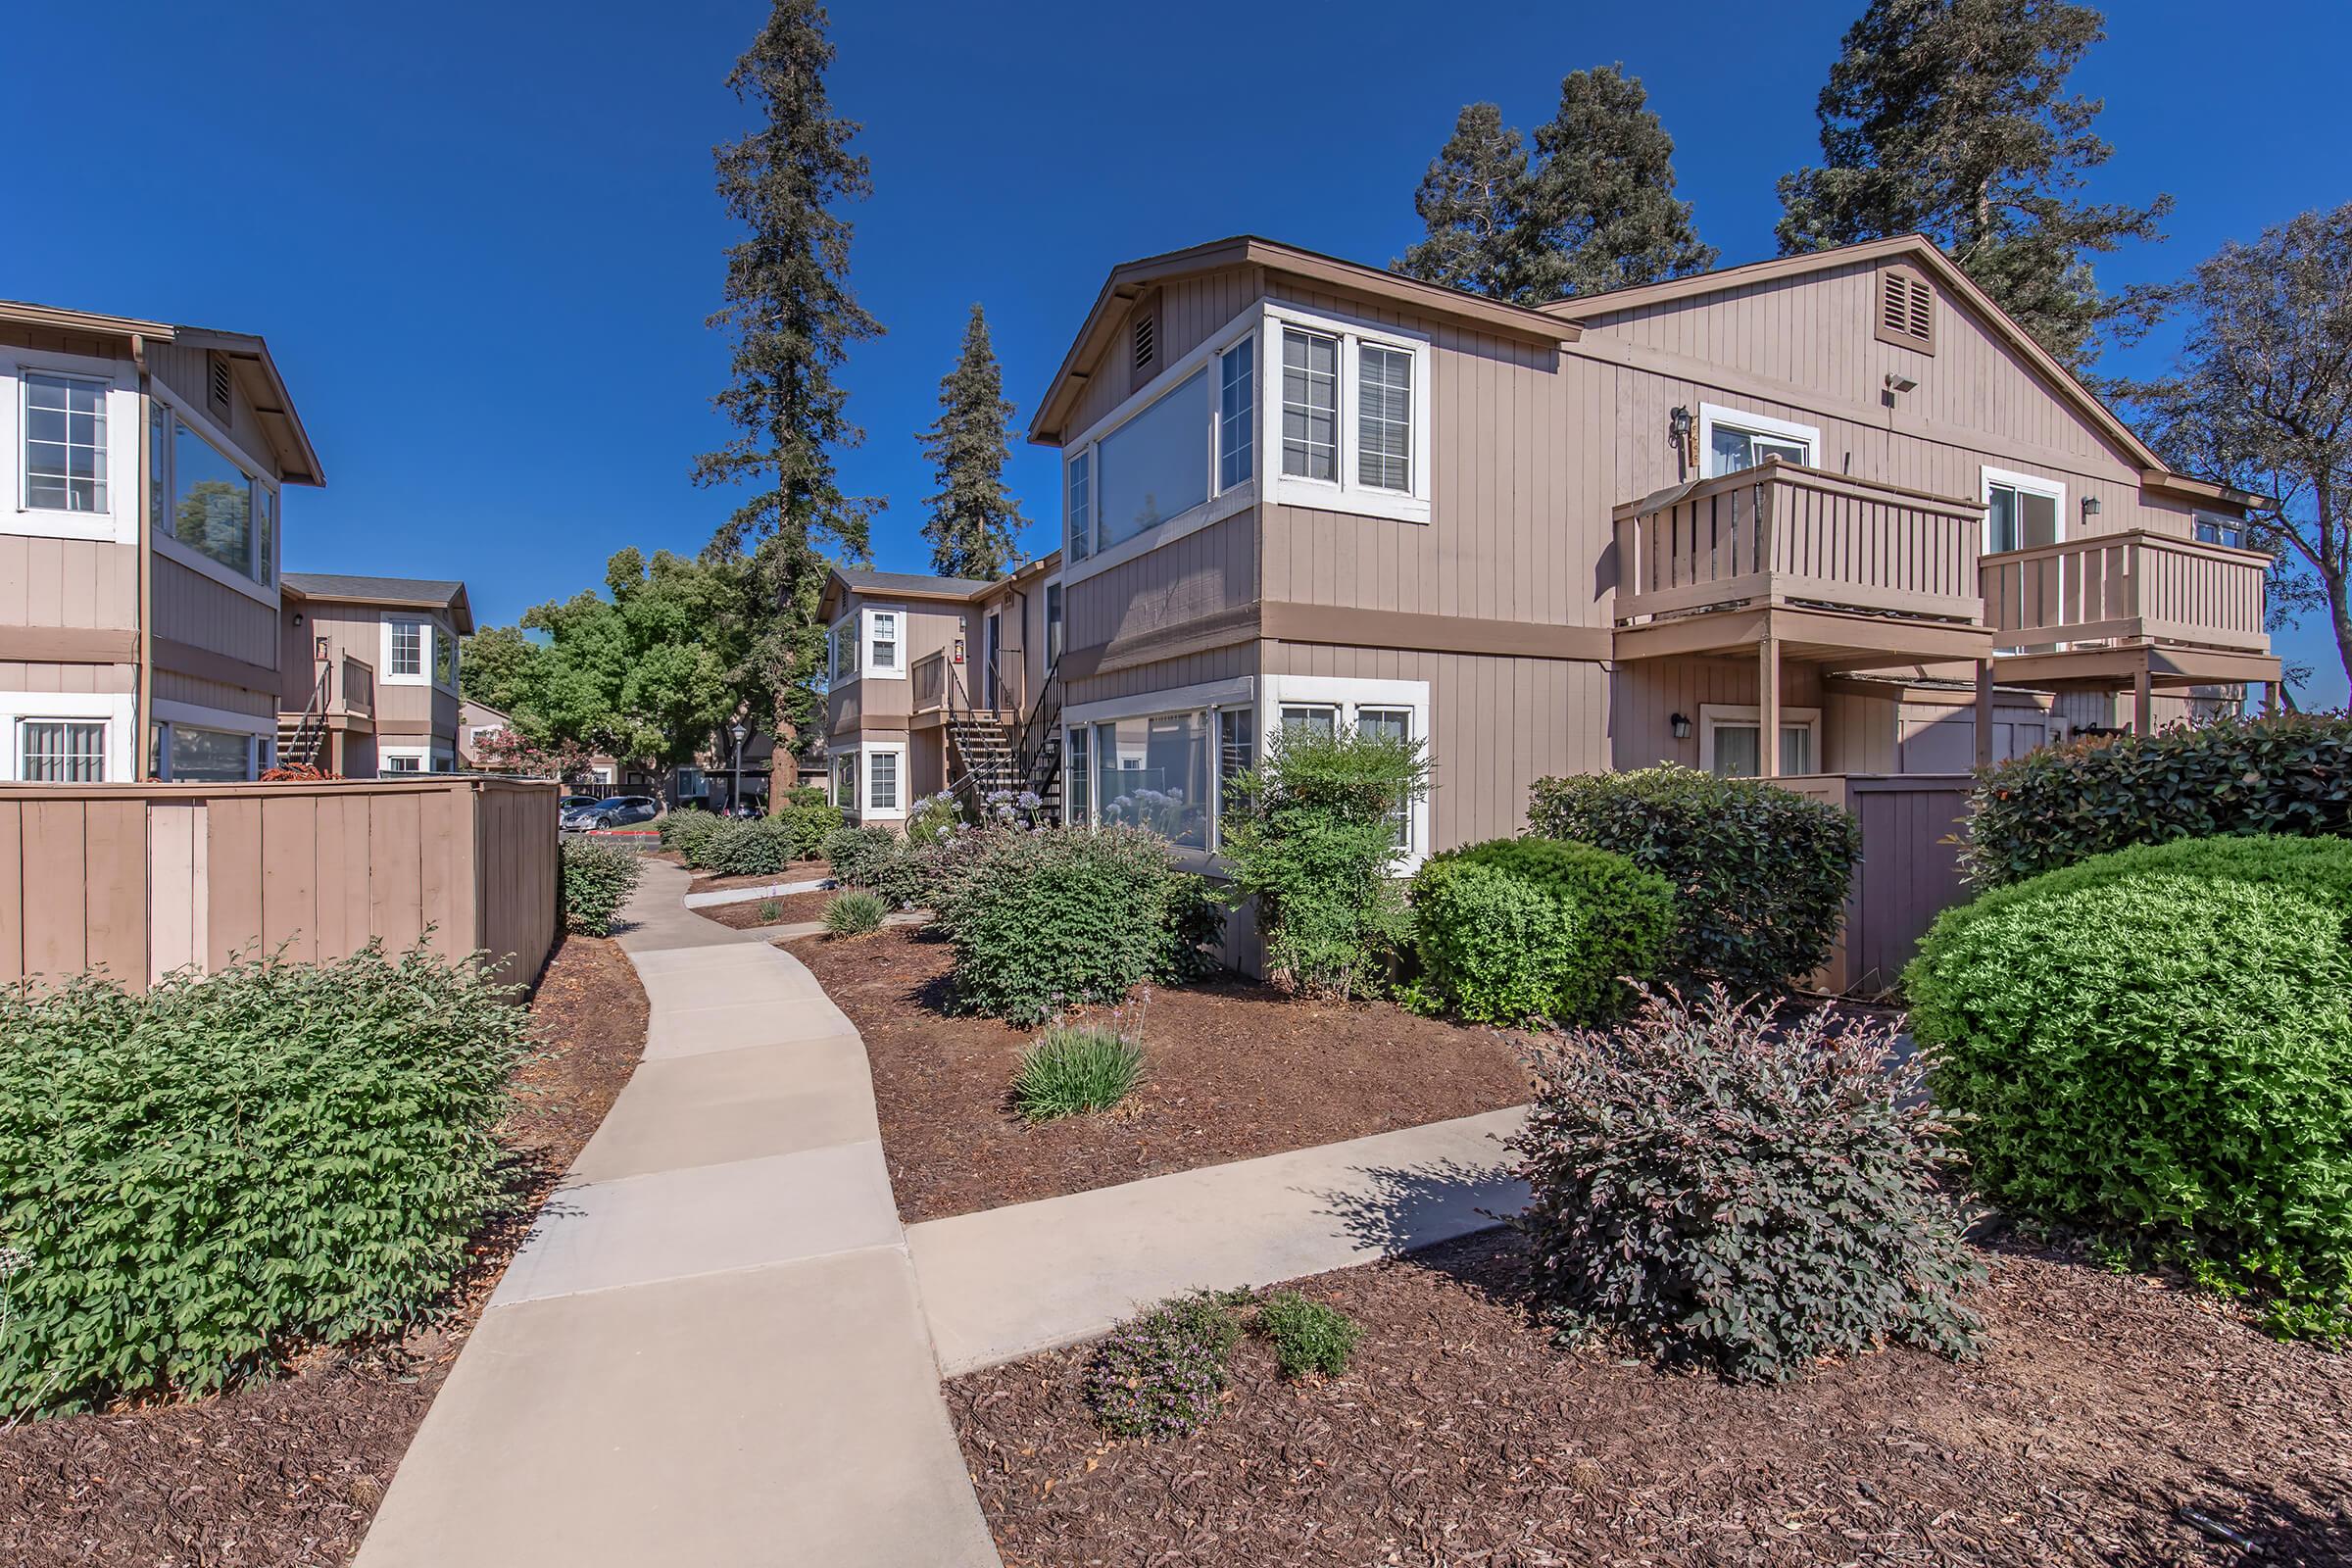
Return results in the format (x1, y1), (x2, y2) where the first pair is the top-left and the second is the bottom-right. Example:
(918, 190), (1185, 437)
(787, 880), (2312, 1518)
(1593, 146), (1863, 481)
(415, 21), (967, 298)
(2082, 496), (2102, 517)
(1884, 371), (1919, 395)
(1670, 711), (1692, 741)
(1668, 406), (1694, 467)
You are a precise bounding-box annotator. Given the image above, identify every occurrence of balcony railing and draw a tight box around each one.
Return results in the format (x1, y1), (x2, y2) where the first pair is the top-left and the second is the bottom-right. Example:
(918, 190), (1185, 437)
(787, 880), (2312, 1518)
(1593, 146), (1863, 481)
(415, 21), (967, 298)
(912, 650), (947, 714)
(1613, 459), (1983, 626)
(1980, 531), (2270, 656)
(339, 654), (374, 717)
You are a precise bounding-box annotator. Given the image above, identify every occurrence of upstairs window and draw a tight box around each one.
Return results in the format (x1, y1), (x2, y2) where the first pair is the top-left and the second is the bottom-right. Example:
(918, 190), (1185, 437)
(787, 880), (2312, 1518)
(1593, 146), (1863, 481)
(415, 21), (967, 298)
(1701, 404), (1817, 477)
(830, 618), (857, 682)
(388, 620), (424, 678)
(1065, 450), (1092, 563)
(1218, 337), (1254, 489)
(1983, 467), (2065, 555)
(1280, 329), (1340, 480)
(155, 406), (274, 586)
(1876, 267), (1936, 353)
(2194, 513), (2247, 549)
(433, 625), (458, 687)
(1096, 368), (1209, 551)
(23, 372), (108, 513)
(1356, 344), (1413, 493)
(867, 610), (900, 672)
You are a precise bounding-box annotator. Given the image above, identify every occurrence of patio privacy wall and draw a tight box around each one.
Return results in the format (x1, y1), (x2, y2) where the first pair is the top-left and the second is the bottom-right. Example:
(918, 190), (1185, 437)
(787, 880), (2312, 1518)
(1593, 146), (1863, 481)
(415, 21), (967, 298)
(0, 777), (559, 993)
(1774, 772), (1975, 996)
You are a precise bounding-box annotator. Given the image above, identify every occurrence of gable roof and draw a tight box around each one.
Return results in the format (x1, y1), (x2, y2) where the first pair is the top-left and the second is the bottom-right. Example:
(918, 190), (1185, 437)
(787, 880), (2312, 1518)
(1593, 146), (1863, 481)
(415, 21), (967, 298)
(282, 572), (474, 634)
(1029, 237), (1584, 445)
(1542, 235), (2256, 510)
(0, 300), (326, 487)
(836, 567), (999, 600)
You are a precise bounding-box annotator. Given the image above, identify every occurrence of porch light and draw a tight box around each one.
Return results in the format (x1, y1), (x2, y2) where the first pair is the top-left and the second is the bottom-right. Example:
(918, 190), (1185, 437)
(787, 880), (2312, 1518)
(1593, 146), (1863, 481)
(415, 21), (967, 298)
(1670, 711), (1691, 741)
(1884, 371), (1919, 394)
(2082, 496), (2102, 516)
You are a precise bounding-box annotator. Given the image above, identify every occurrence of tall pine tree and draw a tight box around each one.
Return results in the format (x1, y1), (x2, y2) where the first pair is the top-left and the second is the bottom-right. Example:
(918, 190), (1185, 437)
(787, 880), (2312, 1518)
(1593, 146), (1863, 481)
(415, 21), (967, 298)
(1396, 66), (1714, 305)
(917, 304), (1028, 580)
(1775, 0), (2171, 370)
(694, 0), (880, 790)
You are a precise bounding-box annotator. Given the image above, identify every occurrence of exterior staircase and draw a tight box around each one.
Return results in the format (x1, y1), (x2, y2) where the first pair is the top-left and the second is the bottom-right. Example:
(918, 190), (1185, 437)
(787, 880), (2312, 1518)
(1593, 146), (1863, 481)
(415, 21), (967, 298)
(945, 715), (1022, 799)
(944, 649), (1066, 822)
(276, 664), (332, 771)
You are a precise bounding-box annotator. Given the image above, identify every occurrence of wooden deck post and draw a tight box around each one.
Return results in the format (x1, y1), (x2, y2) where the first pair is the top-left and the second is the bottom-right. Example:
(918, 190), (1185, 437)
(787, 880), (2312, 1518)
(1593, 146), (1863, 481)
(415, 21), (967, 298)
(2133, 659), (2155, 736)
(1759, 632), (1782, 778)
(1974, 661), (1994, 770)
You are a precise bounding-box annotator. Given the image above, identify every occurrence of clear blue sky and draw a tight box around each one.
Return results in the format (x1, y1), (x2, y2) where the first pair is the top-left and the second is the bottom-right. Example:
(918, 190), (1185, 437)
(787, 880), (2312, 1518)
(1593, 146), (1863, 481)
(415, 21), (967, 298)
(8, 1), (2346, 703)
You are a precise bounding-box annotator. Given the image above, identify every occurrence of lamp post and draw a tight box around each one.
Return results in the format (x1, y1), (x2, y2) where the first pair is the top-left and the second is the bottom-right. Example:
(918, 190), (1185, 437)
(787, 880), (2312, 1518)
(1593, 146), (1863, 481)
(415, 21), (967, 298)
(729, 721), (749, 816)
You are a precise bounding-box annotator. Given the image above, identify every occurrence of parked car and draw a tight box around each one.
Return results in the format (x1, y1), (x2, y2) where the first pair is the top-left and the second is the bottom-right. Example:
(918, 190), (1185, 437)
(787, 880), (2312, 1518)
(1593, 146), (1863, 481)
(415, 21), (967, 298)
(562, 795), (662, 832)
(558, 794), (601, 816)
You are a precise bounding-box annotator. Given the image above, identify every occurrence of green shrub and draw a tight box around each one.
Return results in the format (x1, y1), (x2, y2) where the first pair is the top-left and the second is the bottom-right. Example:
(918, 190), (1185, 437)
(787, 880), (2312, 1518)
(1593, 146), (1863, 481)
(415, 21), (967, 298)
(1218, 722), (1427, 1000)
(1252, 1291), (1363, 1380)
(781, 783), (829, 808)
(702, 815), (794, 878)
(906, 791), (963, 844)
(658, 806), (713, 851)
(822, 890), (885, 936)
(1513, 986), (1982, 1383)
(934, 825), (1219, 1022)
(780, 802), (845, 859)
(1408, 838), (1675, 1025)
(561, 835), (642, 936)
(1011, 1025), (1145, 1121)
(1963, 712), (2352, 888)
(1905, 842), (2352, 1342)
(1527, 765), (1859, 995)
(823, 824), (901, 888)
(0, 944), (529, 1416)
(1084, 1292), (1248, 1440)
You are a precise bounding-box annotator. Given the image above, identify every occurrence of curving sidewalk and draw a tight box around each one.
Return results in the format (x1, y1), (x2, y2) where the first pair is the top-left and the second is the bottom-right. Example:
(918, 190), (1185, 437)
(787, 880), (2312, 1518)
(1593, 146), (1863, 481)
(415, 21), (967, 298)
(356, 858), (998, 1568)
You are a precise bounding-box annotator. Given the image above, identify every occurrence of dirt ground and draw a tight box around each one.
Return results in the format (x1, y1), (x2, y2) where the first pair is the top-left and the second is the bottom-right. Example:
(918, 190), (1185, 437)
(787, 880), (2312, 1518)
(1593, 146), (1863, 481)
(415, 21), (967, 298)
(786, 924), (1536, 1223)
(0, 933), (651, 1567)
(692, 886), (844, 929)
(953, 1230), (2352, 1568)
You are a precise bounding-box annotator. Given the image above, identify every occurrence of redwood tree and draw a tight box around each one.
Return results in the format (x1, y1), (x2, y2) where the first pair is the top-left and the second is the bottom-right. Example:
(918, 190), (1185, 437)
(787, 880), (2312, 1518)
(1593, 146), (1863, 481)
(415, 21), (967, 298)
(917, 303), (1028, 579)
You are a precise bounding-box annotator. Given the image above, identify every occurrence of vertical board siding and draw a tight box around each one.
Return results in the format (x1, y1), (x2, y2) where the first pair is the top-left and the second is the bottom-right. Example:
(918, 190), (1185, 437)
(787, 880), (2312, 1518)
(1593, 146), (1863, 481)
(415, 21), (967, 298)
(152, 556), (279, 669)
(0, 780), (556, 995)
(0, 537), (138, 631)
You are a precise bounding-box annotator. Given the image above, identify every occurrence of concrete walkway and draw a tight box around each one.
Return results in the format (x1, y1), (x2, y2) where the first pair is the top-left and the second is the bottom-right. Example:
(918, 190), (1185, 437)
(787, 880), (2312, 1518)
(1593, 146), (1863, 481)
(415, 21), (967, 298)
(908, 1105), (1530, 1375)
(680, 873), (832, 909)
(356, 858), (998, 1568)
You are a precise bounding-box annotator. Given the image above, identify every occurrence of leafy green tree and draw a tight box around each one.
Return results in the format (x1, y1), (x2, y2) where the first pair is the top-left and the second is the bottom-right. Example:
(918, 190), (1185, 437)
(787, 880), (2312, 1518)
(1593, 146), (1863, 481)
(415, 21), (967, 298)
(695, 0), (881, 796)
(1775, 0), (2171, 370)
(918, 303), (1028, 580)
(1396, 66), (1714, 304)
(2129, 205), (2352, 694)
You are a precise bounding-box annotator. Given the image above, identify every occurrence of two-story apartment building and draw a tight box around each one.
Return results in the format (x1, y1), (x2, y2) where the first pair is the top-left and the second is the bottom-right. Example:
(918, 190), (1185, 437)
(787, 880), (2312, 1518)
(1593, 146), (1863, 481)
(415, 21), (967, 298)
(1014, 233), (2278, 867)
(276, 573), (471, 774)
(1, 300), (324, 783)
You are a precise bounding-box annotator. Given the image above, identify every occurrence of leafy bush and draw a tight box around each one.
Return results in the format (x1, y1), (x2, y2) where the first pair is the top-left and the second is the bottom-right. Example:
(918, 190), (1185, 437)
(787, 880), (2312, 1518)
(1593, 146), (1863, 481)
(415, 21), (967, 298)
(1085, 1292), (1247, 1440)
(1218, 722), (1427, 1000)
(781, 783), (829, 808)
(1905, 840), (2352, 1341)
(1011, 1024), (1145, 1121)
(701, 815), (794, 878)
(1527, 765), (1859, 995)
(561, 835), (642, 936)
(658, 805), (714, 853)
(1252, 1291), (1363, 1380)
(1408, 838), (1675, 1025)
(906, 791), (962, 844)
(1962, 712), (2352, 888)
(1512, 985), (1982, 1383)
(779, 802), (845, 859)
(822, 889), (885, 936)
(823, 823), (902, 889)
(934, 825), (1219, 1022)
(0, 944), (529, 1416)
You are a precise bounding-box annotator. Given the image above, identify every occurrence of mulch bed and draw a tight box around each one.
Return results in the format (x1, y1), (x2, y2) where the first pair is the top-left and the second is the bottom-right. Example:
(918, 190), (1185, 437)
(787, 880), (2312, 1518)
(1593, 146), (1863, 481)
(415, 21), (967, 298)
(0, 934), (651, 1567)
(953, 1230), (2352, 1567)
(693, 887), (844, 930)
(687, 860), (829, 894)
(785, 924), (1535, 1224)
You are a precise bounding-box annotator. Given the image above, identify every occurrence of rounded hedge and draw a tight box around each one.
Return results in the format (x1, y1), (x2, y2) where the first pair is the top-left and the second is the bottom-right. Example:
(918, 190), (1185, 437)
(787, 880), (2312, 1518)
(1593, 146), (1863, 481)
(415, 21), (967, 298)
(1527, 765), (1859, 995)
(1905, 837), (2352, 1341)
(1408, 838), (1675, 1025)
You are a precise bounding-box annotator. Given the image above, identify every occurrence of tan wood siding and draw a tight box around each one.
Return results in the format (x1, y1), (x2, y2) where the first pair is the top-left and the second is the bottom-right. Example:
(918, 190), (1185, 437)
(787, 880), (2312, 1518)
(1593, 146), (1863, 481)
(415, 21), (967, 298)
(0, 536), (138, 632)
(1064, 269), (1264, 438)
(147, 340), (284, 480)
(1068, 510), (1258, 654)
(153, 555), (277, 670)
(152, 667), (274, 720)
(0, 661), (133, 694)
(1066, 641), (1257, 709)
(1610, 655), (1843, 772)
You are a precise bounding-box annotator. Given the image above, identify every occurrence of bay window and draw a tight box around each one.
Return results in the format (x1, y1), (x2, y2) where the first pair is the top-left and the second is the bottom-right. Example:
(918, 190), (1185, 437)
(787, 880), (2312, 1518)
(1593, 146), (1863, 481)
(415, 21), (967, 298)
(1216, 707), (1253, 831)
(154, 406), (275, 586)
(1096, 368), (1209, 551)
(434, 625), (458, 688)
(1065, 451), (1092, 563)
(1093, 710), (1210, 850)
(1218, 338), (1254, 489)
(1064, 725), (1091, 823)
(831, 618), (857, 683)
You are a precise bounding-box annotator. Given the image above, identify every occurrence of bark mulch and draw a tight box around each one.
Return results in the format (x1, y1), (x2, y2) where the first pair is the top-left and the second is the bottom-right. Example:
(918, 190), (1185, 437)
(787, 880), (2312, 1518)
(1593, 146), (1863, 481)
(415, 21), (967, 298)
(693, 887), (845, 930)
(953, 1231), (2352, 1568)
(687, 860), (829, 894)
(0, 933), (651, 1568)
(784, 924), (1535, 1224)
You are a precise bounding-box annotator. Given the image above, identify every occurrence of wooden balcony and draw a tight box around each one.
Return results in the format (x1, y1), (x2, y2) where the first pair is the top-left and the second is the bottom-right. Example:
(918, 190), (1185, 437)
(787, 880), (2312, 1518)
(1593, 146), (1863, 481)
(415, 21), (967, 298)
(1612, 459), (1991, 667)
(1981, 530), (2271, 657)
(338, 654), (374, 719)
(912, 650), (948, 716)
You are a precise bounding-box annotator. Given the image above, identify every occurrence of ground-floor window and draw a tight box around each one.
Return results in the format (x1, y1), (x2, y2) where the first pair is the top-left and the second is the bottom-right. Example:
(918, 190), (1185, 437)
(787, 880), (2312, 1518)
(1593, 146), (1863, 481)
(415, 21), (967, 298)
(868, 748), (900, 812)
(383, 754), (424, 774)
(831, 742), (907, 820)
(166, 723), (260, 782)
(1699, 704), (1822, 778)
(1093, 711), (1211, 848)
(17, 718), (108, 782)
(1063, 725), (1091, 822)
(1258, 675), (1431, 866)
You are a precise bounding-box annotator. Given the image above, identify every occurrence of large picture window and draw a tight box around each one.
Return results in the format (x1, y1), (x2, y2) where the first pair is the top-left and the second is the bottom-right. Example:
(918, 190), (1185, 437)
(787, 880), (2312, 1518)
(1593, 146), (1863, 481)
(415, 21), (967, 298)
(168, 724), (256, 782)
(23, 372), (107, 513)
(153, 406), (274, 586)
(1093, 711), (1210, 850)
(1096, 368), (1209, 552)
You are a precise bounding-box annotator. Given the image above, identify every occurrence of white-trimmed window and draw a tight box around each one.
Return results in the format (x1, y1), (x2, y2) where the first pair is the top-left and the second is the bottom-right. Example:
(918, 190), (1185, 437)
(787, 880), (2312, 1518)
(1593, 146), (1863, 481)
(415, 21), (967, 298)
(1280, 328), (1339, 481)
(1982, 466), (2065, 555)
(1699, 404), (1818, 477)
(23, 372), (108, 514)
(387, 619), (425, 679)
(1216, 706), (1254, 834)
(152, 401), (276, 588)
(867, 610), (900, 674)
(1218, 337), (1255, 489)
(1355, 705), (1416, 851)
(867, 748), (900, 812)
(830, 618), (858, 683)
(17, 718), (107, 782)
(2194, 513), (2246, 549)
(434, 625), (458, 689)
(1267, 309), (1434, 524)
(1096, 368), (1211, 553)
(1355, 344), (1413, 492)
(1065, 451), (1092, 564)
(383, 753), (424, 774)
(833, 750), (856, 807)
(165, 723), (259, 782)
(1256, 674), (1433, 871)
(1700, 705), (1822, 779)
(1064, 723), (1091, 823)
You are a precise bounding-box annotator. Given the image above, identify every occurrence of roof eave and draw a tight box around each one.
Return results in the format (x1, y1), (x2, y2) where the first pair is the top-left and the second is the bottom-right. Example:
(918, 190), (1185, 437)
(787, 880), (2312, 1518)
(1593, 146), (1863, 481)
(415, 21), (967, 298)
(172, 327), (326, 487)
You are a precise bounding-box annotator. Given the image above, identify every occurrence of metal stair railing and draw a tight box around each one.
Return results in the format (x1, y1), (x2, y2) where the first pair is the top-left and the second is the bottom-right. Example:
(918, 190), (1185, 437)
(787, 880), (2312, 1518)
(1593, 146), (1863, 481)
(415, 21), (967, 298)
(281, 662), (332, 770)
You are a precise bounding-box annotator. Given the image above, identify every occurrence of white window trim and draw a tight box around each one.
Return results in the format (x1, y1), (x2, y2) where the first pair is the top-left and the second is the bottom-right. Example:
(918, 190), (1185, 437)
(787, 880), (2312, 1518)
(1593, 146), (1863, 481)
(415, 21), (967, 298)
(147, 383), (281, 609)
(1060, 306), (1266, 590)
(827, 613), (858, 686)
(382, 613), (432, 686)
(1697, 704), (1824, 778)
(862, 605), (906, 681)
(1063, 676), (1257, 860)
(432, 622), (461, 695)
(1265, 302), (1434, 527)
(3, 348), (140, 545)
(859, 740), (907, 819)
(1256, 674), (1433, 873)
(1979, 466), (2068, 554)
(1697, 403), (1821, 478)
(0, 691), (136, 781)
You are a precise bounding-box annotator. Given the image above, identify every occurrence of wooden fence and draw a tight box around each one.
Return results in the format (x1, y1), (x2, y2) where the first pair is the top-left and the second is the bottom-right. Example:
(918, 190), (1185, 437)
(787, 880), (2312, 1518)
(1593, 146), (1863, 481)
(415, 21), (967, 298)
(1773, 772), (1976, 997)
(0, 777), (559, 993)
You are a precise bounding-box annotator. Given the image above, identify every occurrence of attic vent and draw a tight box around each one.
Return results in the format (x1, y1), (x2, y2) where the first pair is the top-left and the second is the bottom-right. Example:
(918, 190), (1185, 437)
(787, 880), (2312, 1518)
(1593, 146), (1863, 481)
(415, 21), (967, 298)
(1875, 268), (1936, 354)
(207, 354), (233, 419)
(1131, 310), (1156, 373)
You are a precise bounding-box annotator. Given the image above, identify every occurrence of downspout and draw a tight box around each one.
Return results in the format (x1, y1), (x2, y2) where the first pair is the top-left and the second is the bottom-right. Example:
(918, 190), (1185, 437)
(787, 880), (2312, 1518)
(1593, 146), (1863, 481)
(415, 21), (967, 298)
(131, 332), (154, 777)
